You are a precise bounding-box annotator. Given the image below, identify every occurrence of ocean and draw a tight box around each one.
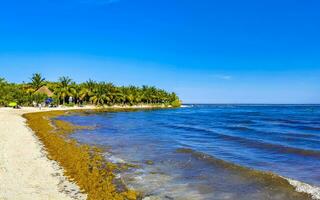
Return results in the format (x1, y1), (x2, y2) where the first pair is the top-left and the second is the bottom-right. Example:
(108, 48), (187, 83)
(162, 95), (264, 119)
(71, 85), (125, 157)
(59, 105), (320, 199)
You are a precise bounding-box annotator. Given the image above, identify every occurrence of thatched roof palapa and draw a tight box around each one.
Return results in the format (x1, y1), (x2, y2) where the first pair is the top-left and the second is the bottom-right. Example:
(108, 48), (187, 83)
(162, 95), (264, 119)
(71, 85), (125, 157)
(35, 86), (54, 97)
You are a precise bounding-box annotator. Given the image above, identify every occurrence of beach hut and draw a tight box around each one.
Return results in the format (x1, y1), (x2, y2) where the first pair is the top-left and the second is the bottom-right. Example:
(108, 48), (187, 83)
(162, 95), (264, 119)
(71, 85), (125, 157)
(35, 86), (54, 97)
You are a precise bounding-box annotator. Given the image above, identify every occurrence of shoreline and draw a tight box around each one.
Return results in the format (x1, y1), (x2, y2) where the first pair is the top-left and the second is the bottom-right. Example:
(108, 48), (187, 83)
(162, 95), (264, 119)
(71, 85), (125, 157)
(0, 107), (90, 200)
(0, 106), (161, 200)
(3, 105), (317, 200)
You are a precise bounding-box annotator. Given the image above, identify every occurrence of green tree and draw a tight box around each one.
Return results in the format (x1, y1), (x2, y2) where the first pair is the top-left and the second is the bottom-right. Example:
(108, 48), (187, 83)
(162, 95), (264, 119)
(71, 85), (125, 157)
(89, 83), (109, 106)
(55, 76), (76, 105)
(79, 79), (96, 104)
(0, 74), (181, 107)
(30, 73), (45, 90)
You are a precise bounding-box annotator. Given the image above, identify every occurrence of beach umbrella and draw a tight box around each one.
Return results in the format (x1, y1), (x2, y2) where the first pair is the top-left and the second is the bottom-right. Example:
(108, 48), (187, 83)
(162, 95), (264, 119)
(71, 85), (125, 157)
(45, 97), (53, 104)
(8, 102), (17, 107)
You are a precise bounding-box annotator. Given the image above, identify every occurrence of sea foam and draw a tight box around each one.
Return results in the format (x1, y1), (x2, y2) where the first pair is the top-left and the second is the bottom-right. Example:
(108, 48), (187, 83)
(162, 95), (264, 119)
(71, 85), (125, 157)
(180, 104), (192, 108)
(285, 178), (320, 200)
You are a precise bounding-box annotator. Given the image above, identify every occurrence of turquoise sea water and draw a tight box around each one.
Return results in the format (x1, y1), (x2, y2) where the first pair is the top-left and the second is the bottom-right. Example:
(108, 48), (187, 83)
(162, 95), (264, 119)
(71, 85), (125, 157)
(60, 105), (320, 199)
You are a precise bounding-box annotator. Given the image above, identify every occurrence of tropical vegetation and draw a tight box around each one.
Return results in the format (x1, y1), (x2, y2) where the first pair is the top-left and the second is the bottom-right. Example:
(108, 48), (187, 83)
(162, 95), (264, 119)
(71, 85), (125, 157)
(0, 73), (181, 107)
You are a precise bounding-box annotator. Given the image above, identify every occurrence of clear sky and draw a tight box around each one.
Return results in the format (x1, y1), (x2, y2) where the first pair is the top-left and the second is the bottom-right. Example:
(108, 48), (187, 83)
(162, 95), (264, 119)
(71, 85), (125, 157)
(0, 0), (319, 103)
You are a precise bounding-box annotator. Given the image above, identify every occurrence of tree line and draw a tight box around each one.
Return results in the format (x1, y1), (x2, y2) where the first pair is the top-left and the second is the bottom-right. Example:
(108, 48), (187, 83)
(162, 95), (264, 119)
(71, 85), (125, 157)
(0, 73), (181, 107)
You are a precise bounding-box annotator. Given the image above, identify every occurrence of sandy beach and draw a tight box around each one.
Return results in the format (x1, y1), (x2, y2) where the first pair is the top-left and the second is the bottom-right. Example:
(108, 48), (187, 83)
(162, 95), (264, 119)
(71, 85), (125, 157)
(0, 105), (165, 200)
(0, 107), (90, 200)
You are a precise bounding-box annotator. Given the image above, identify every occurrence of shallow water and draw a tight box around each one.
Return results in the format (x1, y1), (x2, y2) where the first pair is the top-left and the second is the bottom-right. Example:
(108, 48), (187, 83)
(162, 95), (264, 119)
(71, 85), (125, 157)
(60, 105), (320, 199)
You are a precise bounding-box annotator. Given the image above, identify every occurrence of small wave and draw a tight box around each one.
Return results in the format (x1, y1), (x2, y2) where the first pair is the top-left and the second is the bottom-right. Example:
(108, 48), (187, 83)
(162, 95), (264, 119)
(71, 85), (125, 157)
(103, 152), (125, 163)
(169, 124), (320, 158)
(286, 178), (320, 200)
(225, 125), (254, 131)
(225, 119), (254, 124)
(260, 117), (315, 125)
(282, 132), (320, 140)
(234, 111), (263, 116)
(181, 105), (193, 108)
(294, 125), (320, 131)
(176, 148), (316, 199)
(279, 124), (320, 131)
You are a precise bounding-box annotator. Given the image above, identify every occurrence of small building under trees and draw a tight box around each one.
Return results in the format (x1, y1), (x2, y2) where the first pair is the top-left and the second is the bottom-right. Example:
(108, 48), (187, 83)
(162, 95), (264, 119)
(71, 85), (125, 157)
(35, 86), (54, 97)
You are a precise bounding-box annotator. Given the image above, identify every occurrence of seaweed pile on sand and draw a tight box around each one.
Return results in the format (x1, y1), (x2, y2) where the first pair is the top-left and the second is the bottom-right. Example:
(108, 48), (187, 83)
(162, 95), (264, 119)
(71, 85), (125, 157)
(23, 110), (138, 200)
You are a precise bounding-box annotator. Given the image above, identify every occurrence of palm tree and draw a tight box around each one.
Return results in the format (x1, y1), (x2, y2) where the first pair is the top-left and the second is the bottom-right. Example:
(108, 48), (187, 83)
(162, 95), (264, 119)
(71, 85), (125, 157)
(30, 73), (45, 90)
(59, 76), (72, 88)
(0, 77), (6, 84)
(89, 84), (109, 106)
(55, 76), (76, 105)
(79, 79), (96, 104)
(112, 88), (124, 105)
(104, 83), (116, 105)
(0, 74), (181, 107)
(85, 79), (97, 90)
(79, 87), (91, 103)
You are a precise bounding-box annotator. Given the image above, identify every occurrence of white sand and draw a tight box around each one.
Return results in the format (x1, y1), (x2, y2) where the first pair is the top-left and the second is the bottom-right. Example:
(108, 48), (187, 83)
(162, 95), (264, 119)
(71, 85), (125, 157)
(0, 107), (89, 200)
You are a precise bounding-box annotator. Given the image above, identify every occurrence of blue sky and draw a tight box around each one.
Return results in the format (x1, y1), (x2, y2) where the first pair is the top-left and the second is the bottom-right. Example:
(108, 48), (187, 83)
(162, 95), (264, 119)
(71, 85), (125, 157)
(0, 0), (319, 103)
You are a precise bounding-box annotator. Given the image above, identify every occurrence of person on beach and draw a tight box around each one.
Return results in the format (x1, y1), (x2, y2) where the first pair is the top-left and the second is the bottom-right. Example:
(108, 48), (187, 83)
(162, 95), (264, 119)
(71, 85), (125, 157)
(69, 96), (73, 104)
